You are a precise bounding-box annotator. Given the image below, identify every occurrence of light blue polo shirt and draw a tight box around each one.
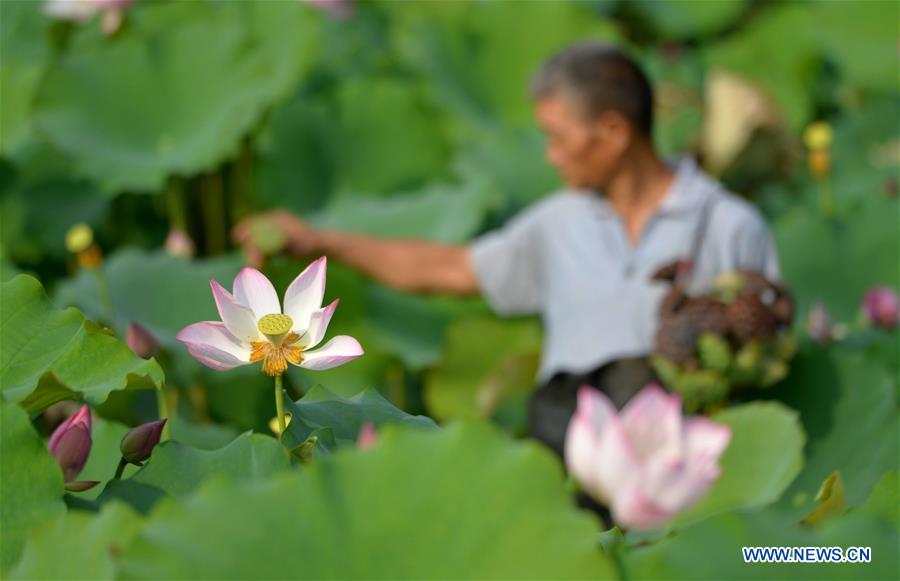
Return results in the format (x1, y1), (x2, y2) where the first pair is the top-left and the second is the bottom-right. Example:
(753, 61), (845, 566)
(468, 158), (780, 383)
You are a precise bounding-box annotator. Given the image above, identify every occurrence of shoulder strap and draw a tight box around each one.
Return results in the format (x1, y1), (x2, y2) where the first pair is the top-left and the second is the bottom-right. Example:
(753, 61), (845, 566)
(676, 194), (721, 287)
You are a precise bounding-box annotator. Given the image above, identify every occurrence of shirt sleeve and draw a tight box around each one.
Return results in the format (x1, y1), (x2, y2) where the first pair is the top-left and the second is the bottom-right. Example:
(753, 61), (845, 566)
(467, 205), (546, 316)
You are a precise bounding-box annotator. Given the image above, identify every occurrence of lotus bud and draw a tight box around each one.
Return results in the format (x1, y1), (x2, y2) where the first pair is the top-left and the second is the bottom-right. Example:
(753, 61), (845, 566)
(126, 323), (160, 359)
(862, 287), (898, 330)
(120, 419), (167, 464)
(806, 302), (833, 344)
(48, 405), (93, 483)
(164, 228), (195, 260)
(357, 422), (377, 449)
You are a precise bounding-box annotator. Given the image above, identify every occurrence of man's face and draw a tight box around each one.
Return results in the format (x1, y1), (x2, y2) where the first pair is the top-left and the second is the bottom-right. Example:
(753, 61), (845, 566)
(535, 96), (629, 190)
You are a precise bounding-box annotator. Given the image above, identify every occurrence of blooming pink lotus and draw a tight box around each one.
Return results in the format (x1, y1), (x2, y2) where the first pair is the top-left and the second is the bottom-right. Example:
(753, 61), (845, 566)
(177, 257), (363, 377)
(565, 385), (731, 530)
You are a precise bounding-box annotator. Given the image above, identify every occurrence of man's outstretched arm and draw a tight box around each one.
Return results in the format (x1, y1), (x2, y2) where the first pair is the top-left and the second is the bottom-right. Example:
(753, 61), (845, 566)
(232, 210), (480, 296)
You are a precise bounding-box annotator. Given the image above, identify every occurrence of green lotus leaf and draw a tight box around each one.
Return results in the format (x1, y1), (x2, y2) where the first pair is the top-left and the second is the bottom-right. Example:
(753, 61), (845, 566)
(0, 400), (65, 572)
(426, 316), (542, 422)
(10, 501), (143, 580)
(669, 401), (805, 528)
(775, 348), (899, 517)
(0, 0), (51, 157)
(54, 248), (244, 347)
(0, 275), (164, 412)
(32, 0), (318, 192)
(130, 432), (291, 499)
(283, 385), (437, 451)
(119, 421), (614, 579)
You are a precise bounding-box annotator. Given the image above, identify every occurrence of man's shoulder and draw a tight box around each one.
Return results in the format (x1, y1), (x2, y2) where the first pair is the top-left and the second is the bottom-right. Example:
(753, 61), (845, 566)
(697, 174), (770, 236)
(518, 188), (595, 222)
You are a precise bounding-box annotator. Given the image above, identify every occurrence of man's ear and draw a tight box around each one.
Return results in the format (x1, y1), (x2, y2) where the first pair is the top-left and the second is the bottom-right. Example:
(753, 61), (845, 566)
(596, 110), (633, 154)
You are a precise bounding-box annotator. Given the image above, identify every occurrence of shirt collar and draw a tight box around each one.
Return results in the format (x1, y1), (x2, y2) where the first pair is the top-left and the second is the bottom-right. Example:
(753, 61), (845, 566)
(588, 156), (710, 219)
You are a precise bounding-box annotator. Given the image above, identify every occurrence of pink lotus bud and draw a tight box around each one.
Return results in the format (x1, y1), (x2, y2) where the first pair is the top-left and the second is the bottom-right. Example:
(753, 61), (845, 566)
(126, 323), (160, 359)
(164, 228), (195, 260)
(357, 422), (377, 449)
(120, 419), (167, 464)
(48, 405), (93, 483)
(806, 302), (833, 344)
(862, 286), (899, 330)
(564, 385), (731, 531)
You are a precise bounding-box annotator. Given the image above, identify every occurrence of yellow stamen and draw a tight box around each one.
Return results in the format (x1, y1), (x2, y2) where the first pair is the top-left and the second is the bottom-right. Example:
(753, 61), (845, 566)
(250, 332), (304, 376)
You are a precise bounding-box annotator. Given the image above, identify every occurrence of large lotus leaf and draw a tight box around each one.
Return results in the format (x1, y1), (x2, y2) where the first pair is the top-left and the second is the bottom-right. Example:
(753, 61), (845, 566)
(667, 402), (804, 528)
(255, 95), (334, 215)
(9, 501), (143, 580)
(775, 196), (899, 322)
(453, 125), (560, 209)
(630, 0), (748, 40)
(0, 0), (51, 156)
(426, 316), (541, 422)
(119, 421), (614, 579)
(313, 179), (497, 243)
(54, 248), (244, 347)
(814, 1), (899, 93)
(0, 400), (65, 572)
(703, 3), (819, 130)
(283, 385), (437, 451)
(774, 348), (899, 517)
(362, 285), (487, 371)
(625, 501), (899, 580)
(32, 0), (318, 193)
(0, 275), (164, 412)
(391, 1), (620, 127)
(130, 432), (290, 499)
(859, 471), (899, 529)
(329, 78), (452, 195)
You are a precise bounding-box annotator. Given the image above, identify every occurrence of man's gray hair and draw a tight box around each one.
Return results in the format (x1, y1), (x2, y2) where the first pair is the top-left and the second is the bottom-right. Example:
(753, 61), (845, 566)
(529, 41), (654, 135)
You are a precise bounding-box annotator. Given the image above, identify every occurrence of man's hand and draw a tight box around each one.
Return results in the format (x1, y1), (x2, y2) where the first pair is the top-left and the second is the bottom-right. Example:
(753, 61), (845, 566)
(231, 209), (320, 267)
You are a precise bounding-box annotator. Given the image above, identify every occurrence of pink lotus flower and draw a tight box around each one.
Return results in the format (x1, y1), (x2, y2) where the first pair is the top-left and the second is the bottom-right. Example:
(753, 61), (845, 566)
(862, 286), (898, 330)
(48, 405), (99, 492)
(177, 257), (363, 377)
(565, 385), (731, 530)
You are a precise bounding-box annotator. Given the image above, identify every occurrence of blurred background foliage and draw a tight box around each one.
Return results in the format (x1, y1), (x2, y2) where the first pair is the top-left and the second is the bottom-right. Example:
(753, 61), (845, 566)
(0, 2), (897, 574)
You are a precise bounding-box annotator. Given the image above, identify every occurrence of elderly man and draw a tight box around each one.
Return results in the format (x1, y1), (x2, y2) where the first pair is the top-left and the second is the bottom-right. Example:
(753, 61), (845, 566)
(234, 42), (780, 458)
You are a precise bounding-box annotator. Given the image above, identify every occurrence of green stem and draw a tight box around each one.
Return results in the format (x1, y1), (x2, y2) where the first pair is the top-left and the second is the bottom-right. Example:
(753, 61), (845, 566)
(818, 177), (834, 218)
(200, 172), (227, 255)
(165, 177), (187, 231)
(94, 268), (114, 324)
(156, 386), (170, 441)
(275, 374), (286, 442)
(113, 457), (128, 480)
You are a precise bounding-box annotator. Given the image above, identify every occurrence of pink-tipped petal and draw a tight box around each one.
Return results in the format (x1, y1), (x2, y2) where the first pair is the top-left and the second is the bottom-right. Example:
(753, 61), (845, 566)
(233, 268), (281, 320)
(564, 410), (601, 495)
(612, 485), (673, 531)
(177, 322), (251, 370)
(683, 418), (732, 462)
(283, 257), (327, 331)
(592, 413), (641, 504)
(49, 405), (92, 453)
(210, 280), (259, 343)
(620, 384), (683, 462)
(299, 335), (363, 371)
(303, 299), (339, 349)
(65, 480), (101, 492)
